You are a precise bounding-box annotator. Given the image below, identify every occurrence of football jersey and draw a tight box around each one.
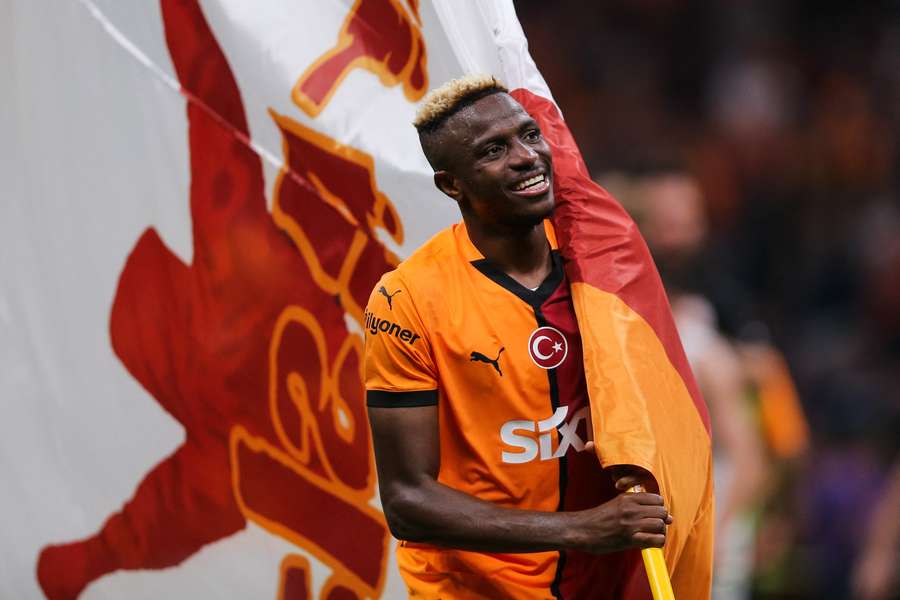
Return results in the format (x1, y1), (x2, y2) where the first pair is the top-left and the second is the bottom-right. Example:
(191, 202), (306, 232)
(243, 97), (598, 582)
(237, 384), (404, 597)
(365, 222), (649, 599)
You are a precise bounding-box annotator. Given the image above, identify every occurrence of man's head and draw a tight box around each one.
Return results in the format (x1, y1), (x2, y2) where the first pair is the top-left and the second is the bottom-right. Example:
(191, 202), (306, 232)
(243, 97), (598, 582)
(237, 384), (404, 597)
(638, 171), (707, 257)
(632, 169), (709, 296)
(414, 75), (554, 230)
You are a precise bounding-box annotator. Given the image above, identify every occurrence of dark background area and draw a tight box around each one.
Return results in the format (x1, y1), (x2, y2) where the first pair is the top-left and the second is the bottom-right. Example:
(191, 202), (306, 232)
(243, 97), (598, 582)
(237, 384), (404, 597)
(517, 2), (899, 599)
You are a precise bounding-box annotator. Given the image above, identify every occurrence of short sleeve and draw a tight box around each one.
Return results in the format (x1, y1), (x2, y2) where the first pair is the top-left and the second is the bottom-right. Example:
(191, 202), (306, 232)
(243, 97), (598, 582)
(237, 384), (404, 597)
(364, 271), (438, 407)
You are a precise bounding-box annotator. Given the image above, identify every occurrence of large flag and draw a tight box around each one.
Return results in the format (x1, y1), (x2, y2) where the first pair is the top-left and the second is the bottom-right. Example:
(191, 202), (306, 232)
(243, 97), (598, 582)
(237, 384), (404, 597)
(511, 92), (714, 598)
(1, 0), (711, 598)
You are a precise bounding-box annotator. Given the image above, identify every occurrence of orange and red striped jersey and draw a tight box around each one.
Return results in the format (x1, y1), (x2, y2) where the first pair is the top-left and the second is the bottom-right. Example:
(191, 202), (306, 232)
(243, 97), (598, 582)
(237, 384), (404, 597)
(365, 221), (653, 599)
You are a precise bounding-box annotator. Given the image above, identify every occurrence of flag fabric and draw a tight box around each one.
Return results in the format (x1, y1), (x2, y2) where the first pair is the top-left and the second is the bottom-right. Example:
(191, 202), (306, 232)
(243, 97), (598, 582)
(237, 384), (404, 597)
(516, 89), (715, 597)
(1, 0), (710, 598)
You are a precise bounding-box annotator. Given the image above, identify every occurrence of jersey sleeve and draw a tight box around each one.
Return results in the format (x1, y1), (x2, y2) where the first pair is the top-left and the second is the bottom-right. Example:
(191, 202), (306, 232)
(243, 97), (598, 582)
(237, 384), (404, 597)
(364, 270), (438, 407)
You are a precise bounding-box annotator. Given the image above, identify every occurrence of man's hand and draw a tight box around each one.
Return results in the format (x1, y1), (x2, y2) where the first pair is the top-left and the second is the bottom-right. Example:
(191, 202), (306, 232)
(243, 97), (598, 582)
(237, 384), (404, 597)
(369, 404), (672, 554)
(570, 491), (672, 553)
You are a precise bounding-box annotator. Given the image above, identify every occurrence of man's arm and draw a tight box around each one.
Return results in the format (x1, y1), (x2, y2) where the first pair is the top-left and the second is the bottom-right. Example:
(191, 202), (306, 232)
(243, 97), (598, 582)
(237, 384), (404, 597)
(368, 403), (672, 554)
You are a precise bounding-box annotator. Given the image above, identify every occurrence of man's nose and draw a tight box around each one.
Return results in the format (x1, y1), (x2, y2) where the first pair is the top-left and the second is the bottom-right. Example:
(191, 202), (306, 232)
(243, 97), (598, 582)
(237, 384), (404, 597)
(508, 139), (538, 168)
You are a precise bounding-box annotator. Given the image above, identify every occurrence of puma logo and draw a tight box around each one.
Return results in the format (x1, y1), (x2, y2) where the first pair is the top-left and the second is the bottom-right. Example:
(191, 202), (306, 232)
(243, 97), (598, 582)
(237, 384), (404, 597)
(470, 347), (505, 376)
(378, 286), (402, 310)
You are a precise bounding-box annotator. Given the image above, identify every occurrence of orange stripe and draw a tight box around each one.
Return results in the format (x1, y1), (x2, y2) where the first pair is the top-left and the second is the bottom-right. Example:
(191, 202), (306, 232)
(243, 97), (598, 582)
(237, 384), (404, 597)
(572, 283), (712, 581)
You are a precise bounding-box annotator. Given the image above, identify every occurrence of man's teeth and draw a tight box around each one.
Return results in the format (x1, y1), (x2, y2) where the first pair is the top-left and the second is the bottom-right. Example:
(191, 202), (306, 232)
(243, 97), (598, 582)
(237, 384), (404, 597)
(514, 174), (545, 191)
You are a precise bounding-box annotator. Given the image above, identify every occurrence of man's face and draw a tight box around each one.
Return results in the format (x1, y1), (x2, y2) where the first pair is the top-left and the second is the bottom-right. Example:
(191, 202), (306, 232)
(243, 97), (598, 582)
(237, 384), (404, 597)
(641, 174), (707, 256)
(440, 93), (554, 229)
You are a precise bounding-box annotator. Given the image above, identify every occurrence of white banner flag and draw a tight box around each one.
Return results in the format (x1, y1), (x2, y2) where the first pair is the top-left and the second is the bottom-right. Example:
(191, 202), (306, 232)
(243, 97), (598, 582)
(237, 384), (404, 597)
(1, 1), (555, 598)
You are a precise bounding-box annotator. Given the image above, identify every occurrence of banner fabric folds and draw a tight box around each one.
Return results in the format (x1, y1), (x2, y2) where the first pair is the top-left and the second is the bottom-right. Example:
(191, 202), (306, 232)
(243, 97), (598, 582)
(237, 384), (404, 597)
(0, 0), (711, 598)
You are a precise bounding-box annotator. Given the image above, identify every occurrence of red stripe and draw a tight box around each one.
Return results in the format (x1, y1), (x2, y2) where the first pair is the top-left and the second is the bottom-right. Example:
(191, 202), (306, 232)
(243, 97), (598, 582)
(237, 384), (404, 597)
(540, 282), (650, 597)
(511, 89), (710, 434)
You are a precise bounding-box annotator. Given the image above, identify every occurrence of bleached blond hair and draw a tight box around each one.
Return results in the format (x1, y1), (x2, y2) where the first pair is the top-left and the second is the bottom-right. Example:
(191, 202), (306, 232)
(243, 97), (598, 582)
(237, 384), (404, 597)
(413, 74), (508, 133)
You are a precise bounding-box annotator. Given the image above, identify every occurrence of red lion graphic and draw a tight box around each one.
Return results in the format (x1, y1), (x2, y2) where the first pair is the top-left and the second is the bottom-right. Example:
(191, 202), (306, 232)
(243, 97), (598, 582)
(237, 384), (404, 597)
(36, 1), (414, 598)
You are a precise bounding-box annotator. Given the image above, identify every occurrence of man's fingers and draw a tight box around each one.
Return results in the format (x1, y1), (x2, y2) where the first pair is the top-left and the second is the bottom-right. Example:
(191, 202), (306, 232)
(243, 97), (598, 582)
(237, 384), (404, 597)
(636, 517), (668, 535)
(635, 504), (669, 521)
(628, 492), (665, 506)
(625, 492), (673, 527)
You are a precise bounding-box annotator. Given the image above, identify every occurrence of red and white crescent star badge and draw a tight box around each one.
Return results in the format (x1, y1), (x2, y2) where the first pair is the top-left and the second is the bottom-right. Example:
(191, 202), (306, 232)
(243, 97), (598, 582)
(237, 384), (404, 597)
(527, 326), (568, 369)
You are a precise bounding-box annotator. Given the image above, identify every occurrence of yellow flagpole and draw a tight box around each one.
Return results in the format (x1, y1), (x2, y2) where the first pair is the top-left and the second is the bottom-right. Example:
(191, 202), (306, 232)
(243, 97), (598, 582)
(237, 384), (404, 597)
(629, 485), (675, 600)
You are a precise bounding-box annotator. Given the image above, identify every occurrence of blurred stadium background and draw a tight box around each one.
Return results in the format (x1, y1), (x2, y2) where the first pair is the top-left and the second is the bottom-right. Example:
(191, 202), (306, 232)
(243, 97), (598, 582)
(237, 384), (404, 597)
(3, 1), (897, 598)
(517, 2), (899, 599)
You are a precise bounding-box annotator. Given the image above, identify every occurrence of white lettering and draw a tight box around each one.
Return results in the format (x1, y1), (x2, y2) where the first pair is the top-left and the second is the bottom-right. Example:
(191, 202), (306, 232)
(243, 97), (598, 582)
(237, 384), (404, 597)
(500, 406), (592, 464)
(500, 419), (538, 464)
(537, 406), (567, 460)
(553, 406), (590, 458)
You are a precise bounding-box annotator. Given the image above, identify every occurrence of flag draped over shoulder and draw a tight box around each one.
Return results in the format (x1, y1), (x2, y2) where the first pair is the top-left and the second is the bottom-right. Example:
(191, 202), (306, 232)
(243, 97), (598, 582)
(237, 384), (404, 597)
(434, 1), (715, 595)
(513, 89), (715, 596)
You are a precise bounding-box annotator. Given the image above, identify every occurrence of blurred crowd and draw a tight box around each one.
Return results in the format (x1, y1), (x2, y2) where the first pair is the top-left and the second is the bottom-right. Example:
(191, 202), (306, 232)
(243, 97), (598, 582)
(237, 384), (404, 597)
(517, 2), (899, 599)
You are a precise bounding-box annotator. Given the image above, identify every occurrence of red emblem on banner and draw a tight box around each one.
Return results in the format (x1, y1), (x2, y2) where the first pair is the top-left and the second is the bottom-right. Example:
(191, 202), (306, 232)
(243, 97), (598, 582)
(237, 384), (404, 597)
(293, 0), (428, 117)
(35, 1), (418, 599)
(528, 326), (568, 369)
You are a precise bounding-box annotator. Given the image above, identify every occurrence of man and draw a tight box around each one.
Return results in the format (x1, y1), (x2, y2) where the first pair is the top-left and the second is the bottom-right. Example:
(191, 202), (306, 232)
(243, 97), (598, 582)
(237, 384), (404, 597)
(364, 75), (680, 599)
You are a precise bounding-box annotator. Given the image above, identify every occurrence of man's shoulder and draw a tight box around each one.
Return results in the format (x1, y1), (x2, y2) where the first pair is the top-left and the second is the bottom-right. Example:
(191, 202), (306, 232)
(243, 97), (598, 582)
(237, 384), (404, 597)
(366, 225), (464, 343)
(383, 223), (465, 293)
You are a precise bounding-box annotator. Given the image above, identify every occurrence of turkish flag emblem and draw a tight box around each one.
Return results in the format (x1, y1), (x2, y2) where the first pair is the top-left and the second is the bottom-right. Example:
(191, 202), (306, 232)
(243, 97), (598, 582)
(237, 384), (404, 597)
(527, 326), (568, 369)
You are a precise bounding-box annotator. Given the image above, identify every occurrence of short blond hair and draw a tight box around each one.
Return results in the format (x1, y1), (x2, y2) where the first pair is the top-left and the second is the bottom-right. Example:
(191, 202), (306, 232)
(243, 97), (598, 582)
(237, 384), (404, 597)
(413, 74), (508, 133)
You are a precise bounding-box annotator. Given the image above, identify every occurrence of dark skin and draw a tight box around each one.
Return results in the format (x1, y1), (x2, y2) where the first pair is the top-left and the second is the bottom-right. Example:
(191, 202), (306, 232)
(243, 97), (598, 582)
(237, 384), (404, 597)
(368, 92), (671, 553)
(426, 93), (555, 288)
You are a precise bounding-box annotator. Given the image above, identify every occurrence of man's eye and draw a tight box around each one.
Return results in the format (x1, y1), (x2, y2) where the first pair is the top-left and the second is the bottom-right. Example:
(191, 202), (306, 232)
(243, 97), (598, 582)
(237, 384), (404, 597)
(484, 145), (503, 157)
(525, 129), (541, 142)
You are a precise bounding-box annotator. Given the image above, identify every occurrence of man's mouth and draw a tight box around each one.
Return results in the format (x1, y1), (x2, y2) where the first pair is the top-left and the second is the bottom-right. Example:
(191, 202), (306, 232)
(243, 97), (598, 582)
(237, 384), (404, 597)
(510, 173), (550, 196)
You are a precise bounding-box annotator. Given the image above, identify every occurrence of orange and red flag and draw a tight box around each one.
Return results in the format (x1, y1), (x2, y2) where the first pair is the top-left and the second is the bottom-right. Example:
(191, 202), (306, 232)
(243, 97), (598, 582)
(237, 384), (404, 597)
(514, 89), (714, 597)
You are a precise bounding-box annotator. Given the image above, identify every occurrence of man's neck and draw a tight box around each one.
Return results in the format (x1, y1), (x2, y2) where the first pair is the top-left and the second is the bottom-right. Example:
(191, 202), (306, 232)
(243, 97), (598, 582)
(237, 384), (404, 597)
(463, 216), (552, 290)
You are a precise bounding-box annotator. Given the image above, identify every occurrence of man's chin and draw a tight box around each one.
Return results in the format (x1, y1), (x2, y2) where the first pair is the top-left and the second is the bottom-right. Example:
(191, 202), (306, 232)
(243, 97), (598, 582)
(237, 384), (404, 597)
(525, 194), (555, 224)
(514, 203), (554, 229)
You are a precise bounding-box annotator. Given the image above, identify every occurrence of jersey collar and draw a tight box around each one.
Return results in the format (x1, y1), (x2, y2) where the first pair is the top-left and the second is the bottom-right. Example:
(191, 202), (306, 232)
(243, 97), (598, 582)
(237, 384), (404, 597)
(457, 220), (565, 309)
(454, 219), (559, 262)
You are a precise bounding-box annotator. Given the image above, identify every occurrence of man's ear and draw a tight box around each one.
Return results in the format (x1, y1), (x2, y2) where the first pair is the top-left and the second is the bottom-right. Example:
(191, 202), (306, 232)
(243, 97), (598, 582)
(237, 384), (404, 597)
(434, 171), (463, 202)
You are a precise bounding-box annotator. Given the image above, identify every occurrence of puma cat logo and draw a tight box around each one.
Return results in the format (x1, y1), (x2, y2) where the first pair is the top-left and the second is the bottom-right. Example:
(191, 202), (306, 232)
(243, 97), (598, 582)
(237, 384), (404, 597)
(470, 347), (505, 376)
(378, 286), (402, 310)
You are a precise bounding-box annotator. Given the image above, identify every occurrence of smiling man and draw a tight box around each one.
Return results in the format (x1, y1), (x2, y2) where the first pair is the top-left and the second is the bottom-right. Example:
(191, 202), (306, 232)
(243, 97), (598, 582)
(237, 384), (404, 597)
(364, 75), (670, 599)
